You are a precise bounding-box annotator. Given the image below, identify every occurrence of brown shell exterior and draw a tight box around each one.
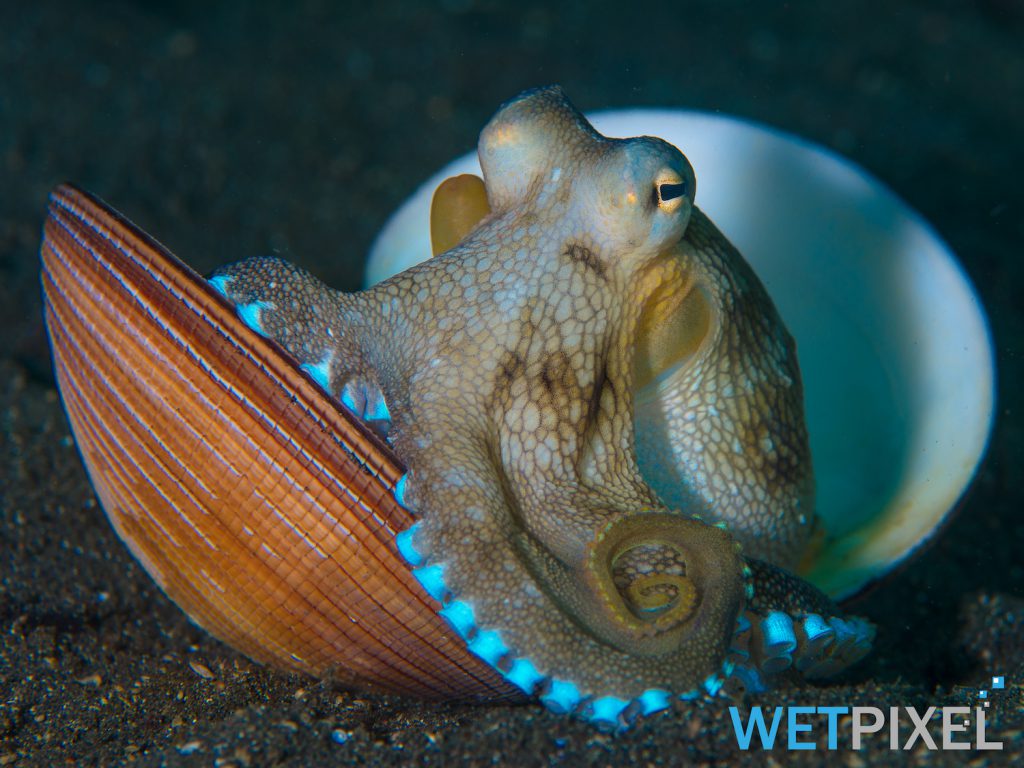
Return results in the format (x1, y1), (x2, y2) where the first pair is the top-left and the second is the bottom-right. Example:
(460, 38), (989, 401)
(40, 184), (519, 702)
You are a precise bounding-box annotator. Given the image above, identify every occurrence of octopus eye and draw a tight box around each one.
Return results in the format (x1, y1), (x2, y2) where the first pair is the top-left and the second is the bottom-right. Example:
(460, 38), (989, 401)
(658, 182), (688, 203)
(652, 177), (689, 214)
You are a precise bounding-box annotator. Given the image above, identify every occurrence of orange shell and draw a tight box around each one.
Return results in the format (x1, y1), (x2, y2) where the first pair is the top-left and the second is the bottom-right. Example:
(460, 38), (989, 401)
(40, 184), (520, 702)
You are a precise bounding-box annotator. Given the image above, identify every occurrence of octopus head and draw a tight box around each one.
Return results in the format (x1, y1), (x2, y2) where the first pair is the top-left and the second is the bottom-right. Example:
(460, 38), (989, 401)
(582, 137), (696, 263)
(477, 86), (696, 271)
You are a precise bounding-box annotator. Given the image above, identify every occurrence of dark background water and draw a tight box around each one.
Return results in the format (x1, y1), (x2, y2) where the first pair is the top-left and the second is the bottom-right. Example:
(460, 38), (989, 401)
(1, 1), (1022, 765)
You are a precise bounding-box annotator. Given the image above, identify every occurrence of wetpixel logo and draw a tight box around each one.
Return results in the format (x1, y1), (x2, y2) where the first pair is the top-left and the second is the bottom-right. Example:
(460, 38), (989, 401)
(729, 677), (1005, 751)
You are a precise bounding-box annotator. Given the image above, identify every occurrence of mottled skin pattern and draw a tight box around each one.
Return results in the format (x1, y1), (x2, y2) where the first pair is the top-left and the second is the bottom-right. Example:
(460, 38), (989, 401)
(633, 203), (816, 569)
(212, 87), (864, 702)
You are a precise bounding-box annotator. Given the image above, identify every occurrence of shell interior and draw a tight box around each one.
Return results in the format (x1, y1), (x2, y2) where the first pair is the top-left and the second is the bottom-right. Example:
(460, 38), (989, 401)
(366, 109), (995, 600)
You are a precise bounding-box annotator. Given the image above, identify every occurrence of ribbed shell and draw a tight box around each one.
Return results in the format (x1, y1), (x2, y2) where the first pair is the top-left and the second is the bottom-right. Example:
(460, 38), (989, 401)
(40, 184), (519, 702)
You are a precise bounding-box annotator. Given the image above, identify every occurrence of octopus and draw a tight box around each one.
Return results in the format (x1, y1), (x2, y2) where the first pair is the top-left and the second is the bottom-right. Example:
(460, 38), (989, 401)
(198, 86), (872, 722)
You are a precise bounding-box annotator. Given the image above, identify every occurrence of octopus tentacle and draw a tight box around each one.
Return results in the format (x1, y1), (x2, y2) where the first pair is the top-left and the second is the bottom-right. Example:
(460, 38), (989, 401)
(209, 261), (748, 725)
(209, 257), (373, 405)
(390, 456), (749, 725)
(728, 559), (875, 692)
(395, 513), (749, 726)
(207, 263), (869, 725)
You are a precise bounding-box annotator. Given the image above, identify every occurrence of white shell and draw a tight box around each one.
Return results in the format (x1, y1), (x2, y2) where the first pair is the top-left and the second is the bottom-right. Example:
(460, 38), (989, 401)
(365, 109), (995, 600)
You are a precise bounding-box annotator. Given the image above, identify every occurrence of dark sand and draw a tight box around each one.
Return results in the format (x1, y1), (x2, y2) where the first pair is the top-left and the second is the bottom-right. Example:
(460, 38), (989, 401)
(2, 1), (1022, 765)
